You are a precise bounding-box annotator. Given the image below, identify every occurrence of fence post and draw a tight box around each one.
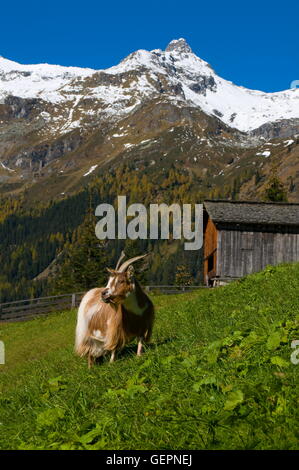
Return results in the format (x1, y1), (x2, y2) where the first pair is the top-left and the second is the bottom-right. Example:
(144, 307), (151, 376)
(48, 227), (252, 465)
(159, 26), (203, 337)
(0, 340), (4, 365)
(71, 293), (76, 308)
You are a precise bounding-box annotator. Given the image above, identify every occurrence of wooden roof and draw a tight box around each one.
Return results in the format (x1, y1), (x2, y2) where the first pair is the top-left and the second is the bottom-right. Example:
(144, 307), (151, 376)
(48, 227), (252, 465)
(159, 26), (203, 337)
(204, 200), (299, 227)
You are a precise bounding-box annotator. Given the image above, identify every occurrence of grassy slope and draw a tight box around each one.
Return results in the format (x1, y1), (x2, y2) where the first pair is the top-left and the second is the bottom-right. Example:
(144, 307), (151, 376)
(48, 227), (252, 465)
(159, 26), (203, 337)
(0, 263), (298, 450)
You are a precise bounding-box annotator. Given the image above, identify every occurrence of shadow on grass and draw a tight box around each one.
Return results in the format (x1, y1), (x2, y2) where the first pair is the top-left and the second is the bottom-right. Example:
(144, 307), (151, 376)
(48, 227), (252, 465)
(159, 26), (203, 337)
(94, 336), (178, 365)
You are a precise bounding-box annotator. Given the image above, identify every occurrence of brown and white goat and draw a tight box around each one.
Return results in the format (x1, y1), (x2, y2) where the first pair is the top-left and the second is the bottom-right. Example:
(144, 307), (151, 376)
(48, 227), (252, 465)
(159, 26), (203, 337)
(75, 253), (154, 367)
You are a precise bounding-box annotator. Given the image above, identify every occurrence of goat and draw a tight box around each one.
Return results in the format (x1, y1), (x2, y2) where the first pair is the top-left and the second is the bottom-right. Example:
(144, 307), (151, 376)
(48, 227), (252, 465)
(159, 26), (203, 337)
(75, 252), (154, 367)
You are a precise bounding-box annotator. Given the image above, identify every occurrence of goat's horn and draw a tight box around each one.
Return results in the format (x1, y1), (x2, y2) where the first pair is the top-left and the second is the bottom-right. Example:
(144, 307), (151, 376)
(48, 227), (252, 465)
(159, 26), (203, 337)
(115, 250), (126, 270)
(118, 254), (148, 272)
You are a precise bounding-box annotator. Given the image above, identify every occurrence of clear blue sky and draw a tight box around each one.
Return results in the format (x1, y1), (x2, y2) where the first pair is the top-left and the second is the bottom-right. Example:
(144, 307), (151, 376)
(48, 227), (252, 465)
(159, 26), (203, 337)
(1, 0), (298, 92)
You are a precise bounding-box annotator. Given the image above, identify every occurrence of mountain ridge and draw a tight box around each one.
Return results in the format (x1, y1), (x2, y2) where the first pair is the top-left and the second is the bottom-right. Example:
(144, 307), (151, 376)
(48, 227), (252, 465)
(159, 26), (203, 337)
(1, 38), (298, 133)
(0, 38), (298, 205)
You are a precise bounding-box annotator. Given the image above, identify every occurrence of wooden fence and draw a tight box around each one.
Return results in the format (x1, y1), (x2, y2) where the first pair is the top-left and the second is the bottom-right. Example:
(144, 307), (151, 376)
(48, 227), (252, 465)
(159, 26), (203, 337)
(0, 286), (205, 323)
(0, 292), (84, 323)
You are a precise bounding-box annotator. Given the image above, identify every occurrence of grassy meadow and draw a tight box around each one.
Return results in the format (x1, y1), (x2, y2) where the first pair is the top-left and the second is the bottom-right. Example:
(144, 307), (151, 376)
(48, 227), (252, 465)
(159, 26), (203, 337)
(0, 263), (298, 450)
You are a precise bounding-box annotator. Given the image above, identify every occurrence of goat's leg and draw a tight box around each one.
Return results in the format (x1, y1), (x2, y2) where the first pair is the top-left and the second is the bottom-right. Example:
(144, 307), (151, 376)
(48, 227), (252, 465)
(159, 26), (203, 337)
(137, 338), (143, 356)
(88, 353), (95, 369)
(110, 350), (116, 363)
(144, 327), (152, 343)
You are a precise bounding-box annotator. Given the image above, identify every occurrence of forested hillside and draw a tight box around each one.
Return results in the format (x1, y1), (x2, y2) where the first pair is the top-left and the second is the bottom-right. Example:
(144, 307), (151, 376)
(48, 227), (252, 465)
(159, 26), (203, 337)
(0, 165), (209, 301)
(0, 151), (294, 303)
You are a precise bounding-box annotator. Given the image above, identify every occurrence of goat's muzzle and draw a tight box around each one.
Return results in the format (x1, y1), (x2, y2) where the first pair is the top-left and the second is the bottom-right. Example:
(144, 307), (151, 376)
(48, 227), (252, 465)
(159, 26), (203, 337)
(101, 289), (112, 303)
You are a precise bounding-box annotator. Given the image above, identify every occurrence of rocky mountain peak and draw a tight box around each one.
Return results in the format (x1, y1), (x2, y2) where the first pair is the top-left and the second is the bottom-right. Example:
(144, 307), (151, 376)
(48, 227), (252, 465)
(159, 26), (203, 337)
(0, 40), (299, 137)
(165, 38), (193, 54)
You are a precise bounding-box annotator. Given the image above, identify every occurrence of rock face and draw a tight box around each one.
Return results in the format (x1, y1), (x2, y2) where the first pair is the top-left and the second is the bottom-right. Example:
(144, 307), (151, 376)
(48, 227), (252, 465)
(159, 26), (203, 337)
(250, 119), (299, 140)
(0, 39), (298, 202)
(13, 131), (82, 170)
(165, 38), (193, 54)
(4, 96), (41, 119)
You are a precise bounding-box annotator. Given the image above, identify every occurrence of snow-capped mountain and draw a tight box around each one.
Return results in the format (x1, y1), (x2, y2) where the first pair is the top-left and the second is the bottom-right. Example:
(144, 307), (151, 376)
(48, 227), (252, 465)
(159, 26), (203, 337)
(1, 39), (298, 302)
(0, 38), (298, 204)
(1, 38), (298, 133)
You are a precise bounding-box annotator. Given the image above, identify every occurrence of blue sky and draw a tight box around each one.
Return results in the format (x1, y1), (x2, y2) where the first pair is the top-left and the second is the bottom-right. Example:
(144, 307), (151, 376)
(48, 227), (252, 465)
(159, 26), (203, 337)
(1, 0), (298, 92)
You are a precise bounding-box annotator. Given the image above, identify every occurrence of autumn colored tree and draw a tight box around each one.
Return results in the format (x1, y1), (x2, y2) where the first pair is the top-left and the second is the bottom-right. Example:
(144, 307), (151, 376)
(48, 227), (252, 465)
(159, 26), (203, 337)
(175, 264), (193, 286)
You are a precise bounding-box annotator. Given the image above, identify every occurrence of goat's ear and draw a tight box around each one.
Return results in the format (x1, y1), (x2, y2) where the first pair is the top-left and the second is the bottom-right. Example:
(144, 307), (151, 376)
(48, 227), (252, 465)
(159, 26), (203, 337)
(126, 265), (134, 281)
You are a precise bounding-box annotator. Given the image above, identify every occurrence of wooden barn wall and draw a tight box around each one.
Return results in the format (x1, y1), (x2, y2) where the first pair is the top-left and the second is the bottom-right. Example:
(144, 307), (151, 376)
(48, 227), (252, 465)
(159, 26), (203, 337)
(217, 229), (299, 278)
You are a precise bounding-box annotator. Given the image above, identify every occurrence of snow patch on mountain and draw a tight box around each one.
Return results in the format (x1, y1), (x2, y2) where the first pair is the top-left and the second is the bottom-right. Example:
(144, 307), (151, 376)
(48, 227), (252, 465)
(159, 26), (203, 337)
(256, 150), (271, 157)
(83, 164), (98, 176)
(0, 161), (15, 171)
(284, 139), (294, 147)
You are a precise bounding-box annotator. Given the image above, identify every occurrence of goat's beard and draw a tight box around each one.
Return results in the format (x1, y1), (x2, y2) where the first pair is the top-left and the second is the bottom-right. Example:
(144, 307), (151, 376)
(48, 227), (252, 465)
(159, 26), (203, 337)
(101, 294), (126, 305)
(101, 284), (134, 304)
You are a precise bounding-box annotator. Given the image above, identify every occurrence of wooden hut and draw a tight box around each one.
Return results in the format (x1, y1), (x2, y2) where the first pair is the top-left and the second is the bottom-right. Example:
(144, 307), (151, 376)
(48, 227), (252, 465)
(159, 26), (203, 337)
(203, 200), (299, 286)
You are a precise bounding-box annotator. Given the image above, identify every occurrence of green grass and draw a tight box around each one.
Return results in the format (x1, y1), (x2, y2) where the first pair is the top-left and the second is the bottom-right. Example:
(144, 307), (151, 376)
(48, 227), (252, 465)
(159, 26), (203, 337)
(0, 263), (299, 450)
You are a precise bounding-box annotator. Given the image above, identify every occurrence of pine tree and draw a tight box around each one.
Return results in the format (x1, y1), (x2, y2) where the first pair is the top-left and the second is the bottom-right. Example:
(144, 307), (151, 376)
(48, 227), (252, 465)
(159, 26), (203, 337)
(52, 210), (109, 293)
(263, 168), (288, 202)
